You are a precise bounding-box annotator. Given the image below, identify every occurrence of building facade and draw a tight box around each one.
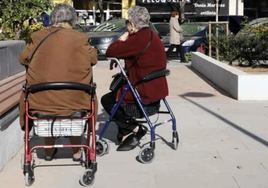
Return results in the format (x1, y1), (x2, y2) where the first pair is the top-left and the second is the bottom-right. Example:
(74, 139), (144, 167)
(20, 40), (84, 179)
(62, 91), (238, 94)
(52, 0), (267, 27)
(52, 0), (133, 20)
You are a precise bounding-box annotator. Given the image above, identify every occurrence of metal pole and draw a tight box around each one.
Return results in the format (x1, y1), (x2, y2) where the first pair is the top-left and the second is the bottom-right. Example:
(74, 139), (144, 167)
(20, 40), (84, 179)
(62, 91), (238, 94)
(209, 22), (212, 57)
(93, 4), (96, 25)
(216, 0), (219, 60)
(106, 3), (110, 20)
(216, 0), (219, 22)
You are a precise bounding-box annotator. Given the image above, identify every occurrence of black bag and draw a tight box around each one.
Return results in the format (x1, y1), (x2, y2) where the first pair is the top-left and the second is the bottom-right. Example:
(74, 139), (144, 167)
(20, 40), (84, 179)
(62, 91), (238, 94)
(109, 72), (126, 92)
(121, 100), (160, 118)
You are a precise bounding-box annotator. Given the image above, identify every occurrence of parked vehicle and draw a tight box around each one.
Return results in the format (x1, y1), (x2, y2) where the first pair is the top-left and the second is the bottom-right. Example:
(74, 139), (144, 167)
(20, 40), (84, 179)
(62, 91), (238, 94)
(82, 25), (97, 32)
(73, 24), (86, 33)
(154, 22), (228, 55)
(153, 22), (169, 38)
(87, 18), (160, 59)
(234, 17), (268, 62)
(236, 17), (268, 36)
(73, 24), (97, 33)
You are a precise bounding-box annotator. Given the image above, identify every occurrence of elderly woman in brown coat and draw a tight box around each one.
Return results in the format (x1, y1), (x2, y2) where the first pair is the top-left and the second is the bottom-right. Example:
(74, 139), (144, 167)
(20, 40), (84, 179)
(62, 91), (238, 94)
(166, 11), (187, 63)
(19, 3), (98, 161)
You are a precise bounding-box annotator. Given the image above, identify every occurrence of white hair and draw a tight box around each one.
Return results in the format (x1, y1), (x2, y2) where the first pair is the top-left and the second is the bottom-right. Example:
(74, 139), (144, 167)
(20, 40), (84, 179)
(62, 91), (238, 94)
(128, 6), (150, 29)
(50, 3), (77, 27)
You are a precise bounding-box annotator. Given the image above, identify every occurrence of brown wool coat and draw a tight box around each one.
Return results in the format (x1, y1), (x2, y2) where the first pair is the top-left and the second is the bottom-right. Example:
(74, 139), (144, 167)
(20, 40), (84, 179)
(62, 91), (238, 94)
(19, 27), (98, 127)
(106, 28), (168, 103)
(169, 17), (183, 45)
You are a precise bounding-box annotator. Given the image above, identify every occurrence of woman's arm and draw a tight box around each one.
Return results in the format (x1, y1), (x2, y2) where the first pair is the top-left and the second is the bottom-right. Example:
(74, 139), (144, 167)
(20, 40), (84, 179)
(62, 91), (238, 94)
(18, 43), (35, 66)
(172, 21), (183, 33)
(106, 33), (141, 59)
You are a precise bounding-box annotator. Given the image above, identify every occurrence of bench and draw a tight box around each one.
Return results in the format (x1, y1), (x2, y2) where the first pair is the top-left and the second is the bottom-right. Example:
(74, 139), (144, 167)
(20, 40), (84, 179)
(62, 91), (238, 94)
(0, 40), (26, 172)
(0, 71), (25, 118)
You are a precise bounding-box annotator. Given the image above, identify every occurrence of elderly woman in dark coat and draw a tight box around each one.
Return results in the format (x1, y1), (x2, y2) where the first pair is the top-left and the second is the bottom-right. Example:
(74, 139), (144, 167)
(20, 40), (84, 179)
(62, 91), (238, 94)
(101, 6), (168, 151)
(19, 3), (98, 161)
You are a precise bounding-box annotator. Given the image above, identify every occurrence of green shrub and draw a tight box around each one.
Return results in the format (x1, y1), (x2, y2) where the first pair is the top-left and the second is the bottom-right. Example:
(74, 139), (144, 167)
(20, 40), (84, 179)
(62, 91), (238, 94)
(0, 0), (52, 40)
(185, 52), (191, 62)
(19, 23), (45, 45)
(208, 18), (268, 66)
(211, 33), (268, 66)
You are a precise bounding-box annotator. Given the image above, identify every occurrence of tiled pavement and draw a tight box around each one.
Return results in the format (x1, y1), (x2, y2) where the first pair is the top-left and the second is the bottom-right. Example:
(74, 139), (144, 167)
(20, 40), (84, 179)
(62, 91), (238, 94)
(1, 59), (268, 188)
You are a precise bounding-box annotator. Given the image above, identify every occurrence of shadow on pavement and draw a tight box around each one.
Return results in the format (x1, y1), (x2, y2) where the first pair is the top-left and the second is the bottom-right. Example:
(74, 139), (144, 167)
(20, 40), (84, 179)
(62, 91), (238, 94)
(180, 93), (268, 148)
(96, 109), (118, 144)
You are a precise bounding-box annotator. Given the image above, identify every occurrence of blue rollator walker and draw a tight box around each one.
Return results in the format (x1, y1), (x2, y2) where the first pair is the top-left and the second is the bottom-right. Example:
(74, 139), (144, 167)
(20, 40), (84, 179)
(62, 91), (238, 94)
(96, 58), (179, 164)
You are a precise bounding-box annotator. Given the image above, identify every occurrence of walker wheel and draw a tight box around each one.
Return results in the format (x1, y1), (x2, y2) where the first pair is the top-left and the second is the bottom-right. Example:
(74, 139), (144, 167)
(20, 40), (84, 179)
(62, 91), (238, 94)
(96, 140), (108, 156)
(25, 172), (35, 186)
(172, 131), (179, 150)
(79, 169), (95, 187)
(102, 139), (110, 154)
(138, 146), (155, 164)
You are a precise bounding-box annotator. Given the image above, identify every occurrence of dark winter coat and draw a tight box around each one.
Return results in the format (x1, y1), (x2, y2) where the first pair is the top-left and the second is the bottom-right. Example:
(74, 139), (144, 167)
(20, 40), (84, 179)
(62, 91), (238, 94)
(106, 27), (168, 103)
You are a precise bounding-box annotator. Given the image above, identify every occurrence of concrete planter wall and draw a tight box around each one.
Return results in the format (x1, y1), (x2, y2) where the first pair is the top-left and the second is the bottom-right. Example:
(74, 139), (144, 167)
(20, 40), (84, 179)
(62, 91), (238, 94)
(0, 118), (23, 171)
(191, 52), (268, 100)
(0, 40), (25, 81)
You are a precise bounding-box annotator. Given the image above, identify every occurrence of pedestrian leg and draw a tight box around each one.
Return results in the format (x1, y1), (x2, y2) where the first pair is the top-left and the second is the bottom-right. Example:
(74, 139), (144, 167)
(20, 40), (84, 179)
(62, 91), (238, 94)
(178, 44), (187, 62)
(166, 44), (176, 57)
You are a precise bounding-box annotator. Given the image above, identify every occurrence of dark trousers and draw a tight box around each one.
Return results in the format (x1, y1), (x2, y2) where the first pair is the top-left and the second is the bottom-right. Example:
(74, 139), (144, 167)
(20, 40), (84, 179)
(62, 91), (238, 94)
(101, 91), (137, 136)
(166, 44), (186, 62)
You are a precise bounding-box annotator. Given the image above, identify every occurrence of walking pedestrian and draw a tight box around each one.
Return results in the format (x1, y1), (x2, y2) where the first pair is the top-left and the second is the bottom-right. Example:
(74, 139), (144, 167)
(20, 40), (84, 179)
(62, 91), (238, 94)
(166, 11), (187, 63)
(37, 11), (50, 27)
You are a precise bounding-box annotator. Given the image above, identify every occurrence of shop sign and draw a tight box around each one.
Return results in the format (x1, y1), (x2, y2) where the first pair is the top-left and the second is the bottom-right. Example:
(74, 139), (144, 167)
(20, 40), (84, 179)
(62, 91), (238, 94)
(185, 0), (229, 17)
(140, 0), (183, 3)
(137, 0), (230, 17)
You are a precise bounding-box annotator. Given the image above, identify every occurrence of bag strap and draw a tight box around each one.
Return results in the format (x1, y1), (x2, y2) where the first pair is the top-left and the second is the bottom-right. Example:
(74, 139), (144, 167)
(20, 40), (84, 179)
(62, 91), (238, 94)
(127, 30), (153, 71)
(28, 28), (62, 63)
(25, 28), (62, 84)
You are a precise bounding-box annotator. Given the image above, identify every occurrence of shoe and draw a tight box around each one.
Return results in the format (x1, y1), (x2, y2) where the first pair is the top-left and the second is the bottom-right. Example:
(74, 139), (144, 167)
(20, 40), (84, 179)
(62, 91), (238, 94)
(73, 150), (82, 162)
(135, 125), (148, 141)
(116, 134), (139, 151)
(180, 61), (189, 63)
(44, 148), (58, 161)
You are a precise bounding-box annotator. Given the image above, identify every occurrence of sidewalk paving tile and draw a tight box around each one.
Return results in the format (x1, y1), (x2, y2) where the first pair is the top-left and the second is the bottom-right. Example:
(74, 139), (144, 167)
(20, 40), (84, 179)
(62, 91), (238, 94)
(1, 60), (268, 188)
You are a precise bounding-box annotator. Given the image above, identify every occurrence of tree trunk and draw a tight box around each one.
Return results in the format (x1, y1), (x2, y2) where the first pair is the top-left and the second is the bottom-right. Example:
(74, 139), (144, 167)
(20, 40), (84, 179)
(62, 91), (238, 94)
(179, 1), (186, 24)
(98, 0), (104, 23)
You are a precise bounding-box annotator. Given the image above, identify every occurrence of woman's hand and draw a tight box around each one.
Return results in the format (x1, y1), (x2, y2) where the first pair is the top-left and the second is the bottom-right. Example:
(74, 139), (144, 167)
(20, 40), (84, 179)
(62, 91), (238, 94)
(118, 32), (129, 41)
(109, 60), (118, 70)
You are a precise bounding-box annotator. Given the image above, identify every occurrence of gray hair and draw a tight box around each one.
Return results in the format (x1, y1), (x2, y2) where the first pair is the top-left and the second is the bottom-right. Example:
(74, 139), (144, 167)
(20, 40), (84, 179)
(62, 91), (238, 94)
(128, 6), (150, 29)
(50, 3), (77, 27)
